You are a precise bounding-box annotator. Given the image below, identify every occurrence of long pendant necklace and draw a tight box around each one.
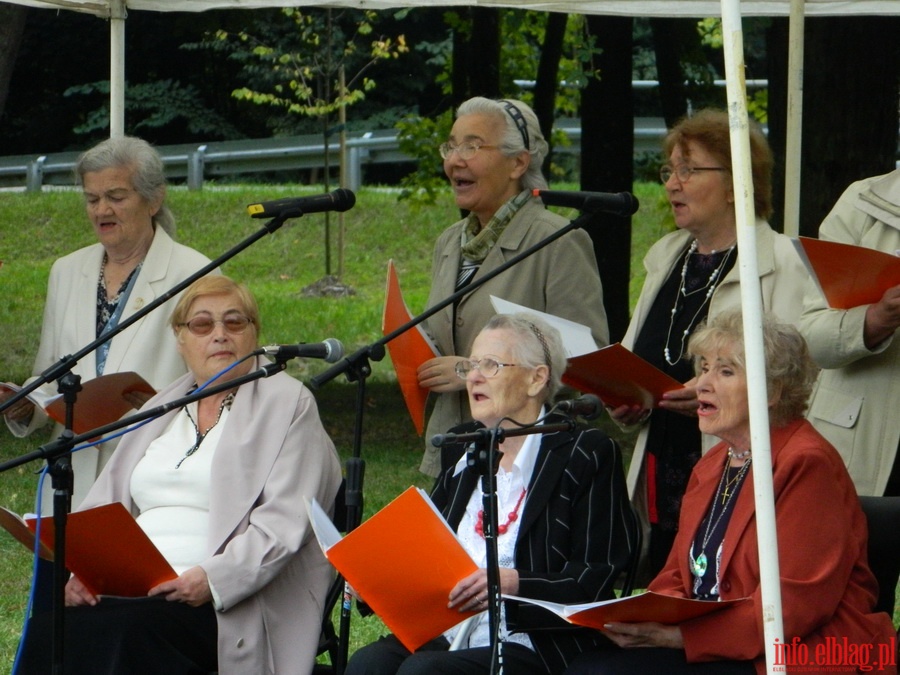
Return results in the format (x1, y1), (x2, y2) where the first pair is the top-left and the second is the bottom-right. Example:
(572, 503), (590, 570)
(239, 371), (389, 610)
(663, 241), (736, 366)
(690, 456), (751, 579)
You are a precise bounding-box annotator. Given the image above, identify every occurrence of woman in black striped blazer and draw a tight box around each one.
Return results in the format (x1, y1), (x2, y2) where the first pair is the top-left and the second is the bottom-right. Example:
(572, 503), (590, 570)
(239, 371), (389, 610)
(347, 314), (635, 675)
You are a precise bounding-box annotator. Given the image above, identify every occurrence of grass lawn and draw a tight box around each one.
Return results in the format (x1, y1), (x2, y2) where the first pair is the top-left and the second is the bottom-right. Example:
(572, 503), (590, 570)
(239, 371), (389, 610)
(2, 182), (890, 672)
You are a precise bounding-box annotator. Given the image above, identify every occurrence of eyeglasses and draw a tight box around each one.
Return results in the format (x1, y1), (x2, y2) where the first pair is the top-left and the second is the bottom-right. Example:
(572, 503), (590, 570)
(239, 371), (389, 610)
(659, 165), (728, 184)
(178, 314), (254, 336)
(455, 356), (519, 379)
(439, 141), (498, 161)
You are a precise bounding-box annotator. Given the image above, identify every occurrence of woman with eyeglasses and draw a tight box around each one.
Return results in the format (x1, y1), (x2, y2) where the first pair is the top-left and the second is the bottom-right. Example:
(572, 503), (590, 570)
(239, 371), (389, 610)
(347, 313), (635, 675)
(1, 136), (215, 514)
(609, 109), (808, 580)
(416, 96), (609, 478)
(18, 275), (342, 675)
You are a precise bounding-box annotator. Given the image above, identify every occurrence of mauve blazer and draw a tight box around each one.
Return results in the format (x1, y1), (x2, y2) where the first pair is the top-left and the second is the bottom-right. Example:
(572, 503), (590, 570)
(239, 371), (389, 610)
(80, 364), (342, 675)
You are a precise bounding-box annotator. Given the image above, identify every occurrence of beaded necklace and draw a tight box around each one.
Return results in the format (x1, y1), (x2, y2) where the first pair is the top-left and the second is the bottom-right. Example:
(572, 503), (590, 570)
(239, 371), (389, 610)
(474, 488), (526, 538)
(663, 240), (736, 366)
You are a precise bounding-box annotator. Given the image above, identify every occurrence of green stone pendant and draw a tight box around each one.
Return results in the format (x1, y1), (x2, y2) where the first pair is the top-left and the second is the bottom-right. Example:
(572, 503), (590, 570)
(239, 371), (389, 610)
(691, 552), (708, 578)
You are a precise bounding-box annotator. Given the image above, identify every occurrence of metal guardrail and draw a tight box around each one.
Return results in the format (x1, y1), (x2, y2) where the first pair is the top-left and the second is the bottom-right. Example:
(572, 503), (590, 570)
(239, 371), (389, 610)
(0, 119), (668, 193)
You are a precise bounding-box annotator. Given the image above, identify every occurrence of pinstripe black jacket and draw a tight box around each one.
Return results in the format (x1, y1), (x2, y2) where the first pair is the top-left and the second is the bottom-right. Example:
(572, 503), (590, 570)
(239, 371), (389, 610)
(431, 417), (636, 674)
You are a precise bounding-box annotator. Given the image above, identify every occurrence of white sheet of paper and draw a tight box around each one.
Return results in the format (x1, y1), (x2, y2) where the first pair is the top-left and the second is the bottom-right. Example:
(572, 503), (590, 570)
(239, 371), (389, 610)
(489, 296), (598, 358)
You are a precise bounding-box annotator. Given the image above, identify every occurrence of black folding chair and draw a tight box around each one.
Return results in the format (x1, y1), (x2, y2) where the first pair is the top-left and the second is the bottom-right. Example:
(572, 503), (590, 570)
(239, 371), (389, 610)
(858, 496), (900, 617)
(314, 457), (365, 675)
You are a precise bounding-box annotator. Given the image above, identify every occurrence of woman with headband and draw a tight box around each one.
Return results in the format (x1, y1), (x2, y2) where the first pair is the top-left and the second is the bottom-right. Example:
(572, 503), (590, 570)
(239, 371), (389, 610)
(349, 313), (634, 675)
(417, 97), (609, 477)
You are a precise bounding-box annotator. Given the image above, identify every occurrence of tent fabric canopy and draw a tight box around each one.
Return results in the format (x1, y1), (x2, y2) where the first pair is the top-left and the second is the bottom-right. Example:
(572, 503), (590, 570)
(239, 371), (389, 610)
(4, 0), (898, 17)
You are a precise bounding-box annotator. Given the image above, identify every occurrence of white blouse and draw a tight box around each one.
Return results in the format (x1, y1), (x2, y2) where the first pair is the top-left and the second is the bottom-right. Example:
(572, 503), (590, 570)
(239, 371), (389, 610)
(129, 400), (229, 574)
(443, 426), (541, 652)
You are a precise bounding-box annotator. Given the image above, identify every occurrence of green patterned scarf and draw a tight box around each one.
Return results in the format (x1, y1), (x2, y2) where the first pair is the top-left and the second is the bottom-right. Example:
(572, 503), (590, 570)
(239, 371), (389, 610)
(459, 190), (532, 263)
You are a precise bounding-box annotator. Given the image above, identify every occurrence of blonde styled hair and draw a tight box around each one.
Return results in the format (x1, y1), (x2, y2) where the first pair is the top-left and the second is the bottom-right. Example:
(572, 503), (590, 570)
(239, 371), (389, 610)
(688, 310), (818, 427)
(170, 275), (261, 342)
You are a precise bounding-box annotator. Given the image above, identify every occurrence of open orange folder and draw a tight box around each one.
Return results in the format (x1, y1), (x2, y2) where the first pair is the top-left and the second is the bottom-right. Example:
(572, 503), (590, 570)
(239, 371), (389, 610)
(793, 236), (900, 309)
(0, 371), (155, 436)
(307, 487), (479, 652)
(562, 344), (684, 409)
(502, 591), (748, 630)
(382, 260), (439, 435)
(0, 502), (177, 597)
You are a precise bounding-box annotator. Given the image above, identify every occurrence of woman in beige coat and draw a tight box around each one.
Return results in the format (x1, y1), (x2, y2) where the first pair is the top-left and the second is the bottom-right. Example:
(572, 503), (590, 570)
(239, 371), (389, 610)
(611, 109), (808, 579)
(417, 96), (609, 476)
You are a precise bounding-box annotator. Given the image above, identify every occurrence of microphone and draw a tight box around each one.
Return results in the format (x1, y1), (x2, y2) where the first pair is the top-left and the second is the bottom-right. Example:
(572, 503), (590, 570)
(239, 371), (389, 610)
(533, 189), (639, 216)
(262, 338), (344, 363)
(554, 394), (602, 420)
(247, 189), (356, 219)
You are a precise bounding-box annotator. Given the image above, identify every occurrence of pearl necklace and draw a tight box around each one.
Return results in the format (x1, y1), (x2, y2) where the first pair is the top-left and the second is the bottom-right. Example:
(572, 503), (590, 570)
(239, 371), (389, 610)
(690, 456), (751, 579)
(663, 240), (736, 366)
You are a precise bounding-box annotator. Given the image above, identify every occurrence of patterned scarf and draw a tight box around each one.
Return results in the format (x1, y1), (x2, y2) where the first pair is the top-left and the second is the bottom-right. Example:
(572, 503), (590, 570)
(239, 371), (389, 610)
(457, 190), (532, 289)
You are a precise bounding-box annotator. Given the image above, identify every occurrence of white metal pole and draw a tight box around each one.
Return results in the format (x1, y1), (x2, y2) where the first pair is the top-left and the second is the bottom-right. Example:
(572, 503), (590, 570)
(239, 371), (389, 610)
(782, 0), (806, 236)
(720, 2), (785, 673)
(109, 0), (126, 138)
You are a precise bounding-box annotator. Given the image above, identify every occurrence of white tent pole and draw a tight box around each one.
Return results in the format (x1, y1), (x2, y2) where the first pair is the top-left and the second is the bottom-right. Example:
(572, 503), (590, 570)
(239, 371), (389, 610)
(109, 0), (126, 138)
(782, 0), (805, 236)
(720, 1), (785, 673)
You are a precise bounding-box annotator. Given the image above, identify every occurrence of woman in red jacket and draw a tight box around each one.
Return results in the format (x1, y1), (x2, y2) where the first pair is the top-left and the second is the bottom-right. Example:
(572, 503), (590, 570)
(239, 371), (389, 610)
(566, 310), (896, 675)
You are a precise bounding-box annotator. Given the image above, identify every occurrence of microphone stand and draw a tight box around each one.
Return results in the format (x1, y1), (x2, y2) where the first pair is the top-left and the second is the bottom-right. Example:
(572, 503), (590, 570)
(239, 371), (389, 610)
(0, 357), (289, 477)
(308, 206), (607, 674)
(0, 212), (296, 674)
(311, 208), (606, 391)
(432, 418), (576, 675)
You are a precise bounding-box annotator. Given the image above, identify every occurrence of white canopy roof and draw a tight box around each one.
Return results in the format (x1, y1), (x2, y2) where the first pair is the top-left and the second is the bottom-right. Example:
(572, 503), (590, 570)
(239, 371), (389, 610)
(5, 0), (898, 17)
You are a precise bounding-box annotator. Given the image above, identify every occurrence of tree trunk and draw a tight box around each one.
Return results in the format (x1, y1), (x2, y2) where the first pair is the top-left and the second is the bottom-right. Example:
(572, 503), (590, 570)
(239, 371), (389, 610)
(797, 16), (900, 237)
(534, 11), (567, 176)
(649, 18), (694, 127)
(0, 4), (28, 129)
(468, 8), (501, 99)
(765, 17), (789, 234)
(581, 15), (634, 342)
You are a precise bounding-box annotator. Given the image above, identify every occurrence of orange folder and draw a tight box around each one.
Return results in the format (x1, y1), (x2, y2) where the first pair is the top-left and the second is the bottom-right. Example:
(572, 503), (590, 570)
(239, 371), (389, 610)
(26, 502), (177, 597)
(503, 591), (748, 630)
(382, 260), (439, 435)
(309, 487), (478, 652)
(562, 343), (684, 409)
(794, 236), (900, 309)
(1, 371), (155, 437)
(46, 371), (155, 435)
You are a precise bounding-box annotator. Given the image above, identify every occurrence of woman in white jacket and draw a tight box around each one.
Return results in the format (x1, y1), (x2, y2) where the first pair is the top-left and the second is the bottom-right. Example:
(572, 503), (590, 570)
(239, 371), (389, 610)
(610, 109), (808, 579)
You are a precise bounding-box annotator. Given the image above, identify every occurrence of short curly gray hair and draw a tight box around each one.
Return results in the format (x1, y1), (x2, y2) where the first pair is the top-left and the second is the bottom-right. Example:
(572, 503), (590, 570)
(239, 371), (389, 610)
(480, 313), (566, 402)
(456, 97), (548, 191)
(76, 136), (175, 236)
(688, 309), (818, 427)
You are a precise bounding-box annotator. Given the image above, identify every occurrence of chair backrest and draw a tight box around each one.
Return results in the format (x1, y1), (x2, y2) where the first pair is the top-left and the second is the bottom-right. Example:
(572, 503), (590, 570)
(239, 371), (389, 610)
(620, 501), (643, 597)
(858, 496), (900, 616)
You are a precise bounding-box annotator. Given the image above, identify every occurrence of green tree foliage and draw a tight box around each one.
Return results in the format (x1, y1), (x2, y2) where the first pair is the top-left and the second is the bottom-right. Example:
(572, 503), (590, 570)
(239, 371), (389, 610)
(199, 8), (408, 133)
(64, 80), (243, 138)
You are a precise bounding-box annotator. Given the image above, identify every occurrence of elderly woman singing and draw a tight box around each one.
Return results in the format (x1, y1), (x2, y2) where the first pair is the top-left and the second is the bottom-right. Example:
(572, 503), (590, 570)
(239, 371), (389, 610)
(349, 313), (635, 675)
(567, 310), (896, 675)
